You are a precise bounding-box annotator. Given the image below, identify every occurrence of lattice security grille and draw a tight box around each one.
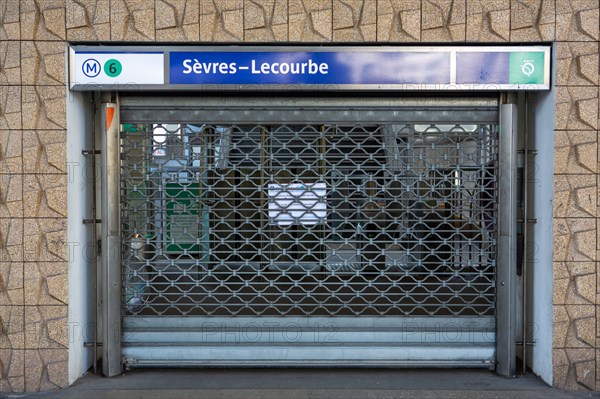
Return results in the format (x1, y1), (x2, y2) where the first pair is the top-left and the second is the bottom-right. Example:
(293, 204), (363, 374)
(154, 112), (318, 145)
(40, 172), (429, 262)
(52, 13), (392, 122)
(121, 121), (498, 317)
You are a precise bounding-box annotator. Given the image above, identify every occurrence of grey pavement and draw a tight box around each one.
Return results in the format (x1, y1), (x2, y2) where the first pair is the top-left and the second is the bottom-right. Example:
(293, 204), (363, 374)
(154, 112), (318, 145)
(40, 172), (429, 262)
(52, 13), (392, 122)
(6, 369), (600, 399)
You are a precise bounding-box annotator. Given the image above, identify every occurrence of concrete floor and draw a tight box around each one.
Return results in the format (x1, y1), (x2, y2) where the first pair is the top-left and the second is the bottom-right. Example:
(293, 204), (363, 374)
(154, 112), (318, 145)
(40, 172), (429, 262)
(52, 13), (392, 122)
(7, 369), (600, 399)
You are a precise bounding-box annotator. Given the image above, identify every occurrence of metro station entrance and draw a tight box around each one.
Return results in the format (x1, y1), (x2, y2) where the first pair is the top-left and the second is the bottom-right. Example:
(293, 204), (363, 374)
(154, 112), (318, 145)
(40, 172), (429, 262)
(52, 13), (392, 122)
(110, 96), (505, 369)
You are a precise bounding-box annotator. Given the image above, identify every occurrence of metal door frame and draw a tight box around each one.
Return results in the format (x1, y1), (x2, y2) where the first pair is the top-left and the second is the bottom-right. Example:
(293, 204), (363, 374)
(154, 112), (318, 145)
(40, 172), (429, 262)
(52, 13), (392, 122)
(101, 96), (517, 376)
(101, 102), (122, 376)
(496, 103), (518, 376)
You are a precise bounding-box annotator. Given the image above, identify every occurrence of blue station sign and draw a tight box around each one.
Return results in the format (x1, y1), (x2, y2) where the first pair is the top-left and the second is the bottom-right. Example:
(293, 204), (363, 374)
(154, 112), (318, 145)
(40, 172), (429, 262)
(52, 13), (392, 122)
(169, 51), (451, 85)
(70, 46), (551, 91)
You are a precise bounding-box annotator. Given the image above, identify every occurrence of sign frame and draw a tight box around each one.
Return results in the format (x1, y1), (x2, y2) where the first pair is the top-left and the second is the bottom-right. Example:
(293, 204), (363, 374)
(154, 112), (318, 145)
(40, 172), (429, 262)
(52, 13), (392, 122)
(69, 45), (551, 92)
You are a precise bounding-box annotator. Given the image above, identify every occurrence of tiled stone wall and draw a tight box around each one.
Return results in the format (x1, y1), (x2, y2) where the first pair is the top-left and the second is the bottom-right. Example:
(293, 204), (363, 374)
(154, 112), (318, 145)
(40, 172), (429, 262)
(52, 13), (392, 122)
(552, 0), (600, 390)
(0, 0), (598, 393)
(1, 0), (69, 393)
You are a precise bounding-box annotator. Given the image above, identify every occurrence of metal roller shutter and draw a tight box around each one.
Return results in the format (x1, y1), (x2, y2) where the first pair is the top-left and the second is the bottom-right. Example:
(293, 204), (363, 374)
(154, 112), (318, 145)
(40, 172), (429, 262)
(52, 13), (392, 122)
(117, 96), (499, 368)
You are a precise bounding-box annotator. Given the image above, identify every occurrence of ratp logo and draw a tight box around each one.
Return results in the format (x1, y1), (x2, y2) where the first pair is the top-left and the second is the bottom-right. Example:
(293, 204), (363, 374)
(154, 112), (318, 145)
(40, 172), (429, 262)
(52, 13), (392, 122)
(521, 60), (535, 77)
(82, 58), (101, 78)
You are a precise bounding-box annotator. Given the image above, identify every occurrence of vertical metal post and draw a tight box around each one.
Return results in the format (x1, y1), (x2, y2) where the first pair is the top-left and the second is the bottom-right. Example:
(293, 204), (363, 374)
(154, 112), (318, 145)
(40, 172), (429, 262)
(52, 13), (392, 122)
(496, 103), (518, 377)
(101, 103), (122, 376)
(521, 95), (530, 374)
(90, 95), (98, 375)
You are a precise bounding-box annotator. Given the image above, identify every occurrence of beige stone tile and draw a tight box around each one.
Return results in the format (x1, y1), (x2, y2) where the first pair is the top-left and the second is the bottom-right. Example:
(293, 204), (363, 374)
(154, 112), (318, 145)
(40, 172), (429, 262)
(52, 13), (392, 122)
(554, 262), (595, 305)
(23, 219), (67, 262)
(289, 0), (332, 42)
(556, 42), (599, 86)
(244, 0), (288, 41)
(21, 42), (66, 86)
(554, 304), (595, 348)
(553, 348), (596, 390)
(421, 0), (466, 42)
(246, 0), (273, 30)
(22, 86), (66, 130)
(156, 0), (185, 29)
(554, 130), (597, 174)
(556, 0), (599, 41)
(597, 261), (600, 305)
(155, 0), (200, 42)
(554, 175), (596, 218)
(24, 306), (68, 349)
(554, 218), (596, 262)
(596, 176), (600, 227)
(0, 130), (22, 175)
(555, 86), (598, 131)
(0, 174), (22, 219)
(23, 175), (67, 218)
(0, 218), (23, 262)
(200, 0), (244, 42)
(0, 349), (25, 393)
(24, 263), (67, 306)
(465, 0), (509, 41)
(22, 130), (66, 174)
(0, 41), (20, 85)
(24, 349), (67, 391)
(21, 0), (66, 41)
(510, 0), (555, 41)
(66, 0), (110, 41)
(0, 263), (24, 306)
(0, 86), (21, 130)
(332, 0), (376, 42)
(377, 0), (421, 42)
(111, 0), (156, 41)
(597, 349), (600, 390)
(597, 304), (600, 348)
(0, 306), (24, 349)
(0, 1), (21, 40)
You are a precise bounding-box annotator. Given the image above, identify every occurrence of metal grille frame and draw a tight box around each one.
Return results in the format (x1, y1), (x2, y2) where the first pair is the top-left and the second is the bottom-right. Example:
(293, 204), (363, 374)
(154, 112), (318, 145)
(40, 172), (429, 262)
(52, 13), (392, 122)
(112, 96), (505, 370)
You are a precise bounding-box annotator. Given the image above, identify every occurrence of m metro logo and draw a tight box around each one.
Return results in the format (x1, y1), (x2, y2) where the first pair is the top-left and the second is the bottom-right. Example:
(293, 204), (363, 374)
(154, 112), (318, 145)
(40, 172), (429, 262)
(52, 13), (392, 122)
(82, 58), (101, 77)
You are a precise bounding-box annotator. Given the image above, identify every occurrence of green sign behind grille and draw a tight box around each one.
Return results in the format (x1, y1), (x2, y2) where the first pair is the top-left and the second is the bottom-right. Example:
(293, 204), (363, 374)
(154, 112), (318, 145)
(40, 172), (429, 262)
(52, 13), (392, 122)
(509, 52), (545, 85)
(166, 182), (201, 253)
